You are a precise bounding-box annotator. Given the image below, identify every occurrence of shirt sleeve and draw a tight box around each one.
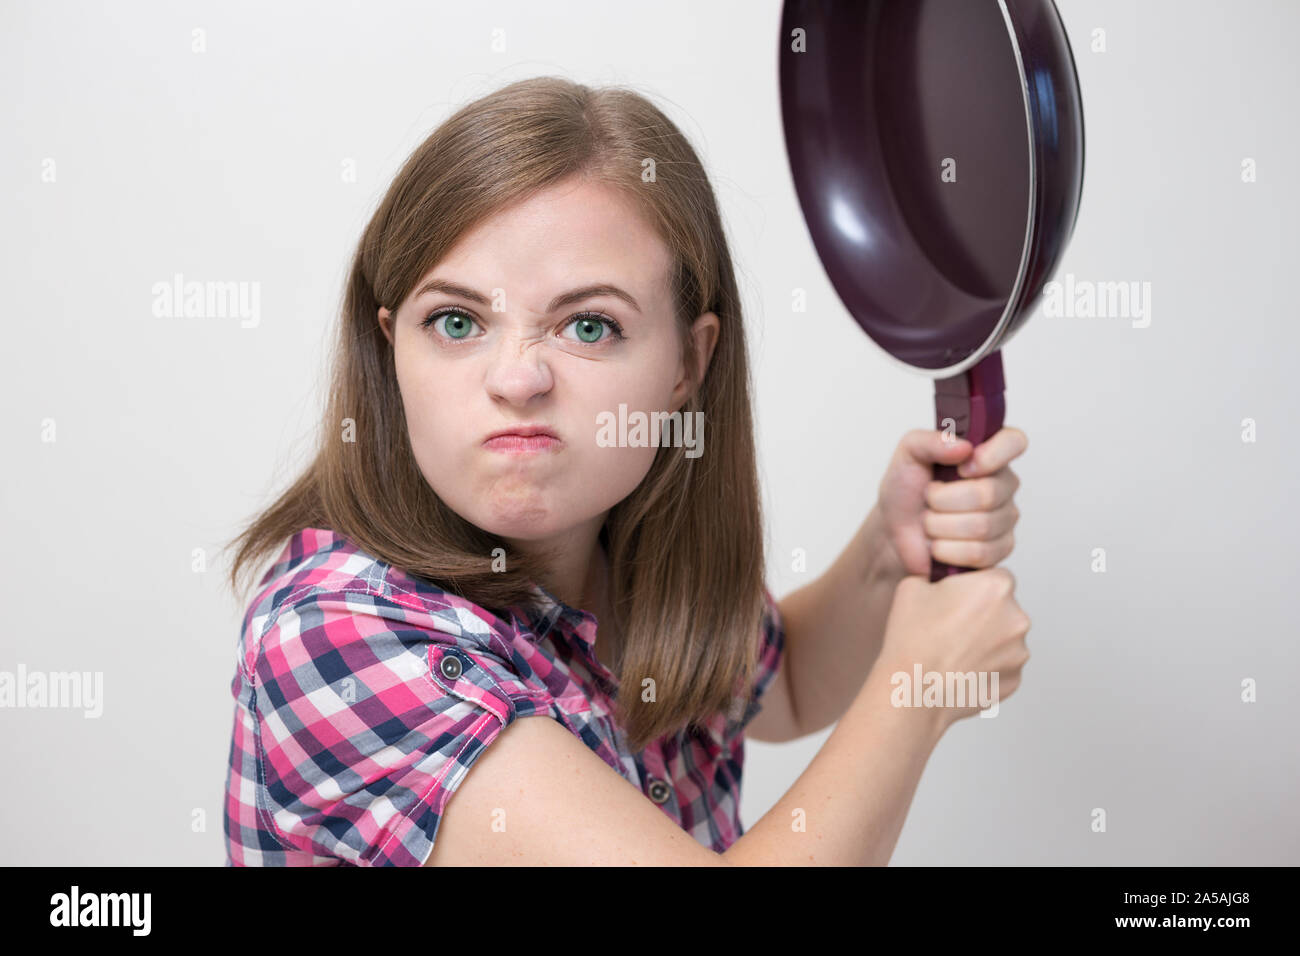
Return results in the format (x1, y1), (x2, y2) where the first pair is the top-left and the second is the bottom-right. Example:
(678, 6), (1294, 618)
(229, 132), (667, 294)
(737, 585), (787, 730)
(247, 588), (550, 867)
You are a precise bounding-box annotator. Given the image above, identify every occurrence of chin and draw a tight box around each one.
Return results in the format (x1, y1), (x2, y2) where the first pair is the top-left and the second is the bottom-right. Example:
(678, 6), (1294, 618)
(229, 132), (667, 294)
(473, 503), (564, 541)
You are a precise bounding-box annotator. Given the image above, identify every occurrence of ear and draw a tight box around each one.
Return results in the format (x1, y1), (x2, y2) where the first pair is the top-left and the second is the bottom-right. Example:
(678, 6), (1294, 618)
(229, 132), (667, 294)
(670, 311), (720, 413)
(378, 306), (395, 346)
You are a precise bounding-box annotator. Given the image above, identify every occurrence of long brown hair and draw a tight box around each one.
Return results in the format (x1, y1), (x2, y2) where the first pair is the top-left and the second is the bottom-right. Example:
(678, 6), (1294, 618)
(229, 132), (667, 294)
(223, 76), (767, 753)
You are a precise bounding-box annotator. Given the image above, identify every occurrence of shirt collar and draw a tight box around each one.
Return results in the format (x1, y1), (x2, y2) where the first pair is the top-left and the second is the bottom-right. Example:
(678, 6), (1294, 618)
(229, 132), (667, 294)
(511, 581), (600, 648)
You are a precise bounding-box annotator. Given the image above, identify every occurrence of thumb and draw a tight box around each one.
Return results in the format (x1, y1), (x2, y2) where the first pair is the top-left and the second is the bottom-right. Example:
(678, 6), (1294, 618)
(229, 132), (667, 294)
(902, 429), (972, 465)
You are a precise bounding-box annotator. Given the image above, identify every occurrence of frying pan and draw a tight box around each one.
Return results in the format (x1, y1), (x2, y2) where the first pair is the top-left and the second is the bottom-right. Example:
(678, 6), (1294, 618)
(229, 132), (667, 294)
(778, 0), (1084, 581)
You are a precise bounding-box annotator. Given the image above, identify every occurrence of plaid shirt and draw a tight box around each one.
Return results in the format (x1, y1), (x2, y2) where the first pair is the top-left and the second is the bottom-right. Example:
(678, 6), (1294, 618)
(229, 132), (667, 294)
(223, 527), (785, 866)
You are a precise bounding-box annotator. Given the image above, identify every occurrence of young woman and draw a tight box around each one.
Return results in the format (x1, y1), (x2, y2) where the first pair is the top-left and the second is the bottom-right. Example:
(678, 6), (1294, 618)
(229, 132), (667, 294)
(220, 76), (1030, 867)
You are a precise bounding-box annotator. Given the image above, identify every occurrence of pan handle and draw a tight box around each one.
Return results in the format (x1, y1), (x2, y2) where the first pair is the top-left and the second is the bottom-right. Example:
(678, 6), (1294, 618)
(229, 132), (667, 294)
(930, 351), (1007, 582)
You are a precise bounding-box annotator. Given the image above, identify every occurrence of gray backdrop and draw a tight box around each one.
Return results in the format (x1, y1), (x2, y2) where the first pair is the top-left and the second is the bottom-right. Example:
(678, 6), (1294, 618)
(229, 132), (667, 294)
(2, 0), (1295, 865)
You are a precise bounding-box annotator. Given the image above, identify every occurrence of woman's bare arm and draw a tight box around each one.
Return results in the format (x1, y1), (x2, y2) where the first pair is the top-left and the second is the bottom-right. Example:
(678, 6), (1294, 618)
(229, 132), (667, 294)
(725, 658), (942, 865)
(779, 503), (907, 737)
(424, 657), (943, 867)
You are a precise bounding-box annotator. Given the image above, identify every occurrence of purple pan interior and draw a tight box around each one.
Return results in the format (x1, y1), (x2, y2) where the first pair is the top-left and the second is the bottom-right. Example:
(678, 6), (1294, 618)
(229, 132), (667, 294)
(779, 0), (1084, 578)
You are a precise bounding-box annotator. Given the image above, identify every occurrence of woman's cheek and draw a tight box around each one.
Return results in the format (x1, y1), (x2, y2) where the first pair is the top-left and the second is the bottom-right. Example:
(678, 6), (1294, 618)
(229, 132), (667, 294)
(584, 436), (660, 500)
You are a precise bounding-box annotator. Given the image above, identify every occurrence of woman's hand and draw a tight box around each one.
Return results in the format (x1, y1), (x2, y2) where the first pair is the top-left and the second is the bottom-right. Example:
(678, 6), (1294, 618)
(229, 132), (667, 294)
(876, 426), (1028, 576)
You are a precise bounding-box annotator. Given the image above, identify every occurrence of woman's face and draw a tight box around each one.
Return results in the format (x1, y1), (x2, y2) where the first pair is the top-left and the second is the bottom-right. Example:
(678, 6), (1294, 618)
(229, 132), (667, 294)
(379, 176), (718, 544)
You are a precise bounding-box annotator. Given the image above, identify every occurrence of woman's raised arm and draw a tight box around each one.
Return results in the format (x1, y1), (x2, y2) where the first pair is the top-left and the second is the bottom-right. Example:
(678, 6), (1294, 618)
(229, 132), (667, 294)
(428, 565), (1029, 867)
(426, 654), (944, 866)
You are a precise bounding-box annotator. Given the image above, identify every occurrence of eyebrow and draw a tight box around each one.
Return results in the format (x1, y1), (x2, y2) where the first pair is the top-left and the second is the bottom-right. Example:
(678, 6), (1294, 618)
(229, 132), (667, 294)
(412, 279), (642, 314)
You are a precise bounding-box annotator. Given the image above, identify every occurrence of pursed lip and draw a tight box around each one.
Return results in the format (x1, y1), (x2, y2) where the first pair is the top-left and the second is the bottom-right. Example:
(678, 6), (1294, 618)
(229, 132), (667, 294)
(483, 423), (561, 443)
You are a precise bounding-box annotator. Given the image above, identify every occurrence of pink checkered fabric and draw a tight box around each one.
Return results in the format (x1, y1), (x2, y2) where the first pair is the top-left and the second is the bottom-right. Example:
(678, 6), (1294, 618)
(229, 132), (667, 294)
(223, 527), (785, 865)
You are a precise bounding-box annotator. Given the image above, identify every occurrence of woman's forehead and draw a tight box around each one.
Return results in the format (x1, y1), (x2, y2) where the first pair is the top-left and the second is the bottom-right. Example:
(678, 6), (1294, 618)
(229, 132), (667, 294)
(417, 183), (673, 313)
(459, 180), (663, 259)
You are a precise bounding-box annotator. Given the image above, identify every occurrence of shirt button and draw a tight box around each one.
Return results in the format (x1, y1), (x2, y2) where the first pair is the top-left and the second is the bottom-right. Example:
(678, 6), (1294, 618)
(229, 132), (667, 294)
(647, 778), (672, 804)
(439, 654), (463, 681)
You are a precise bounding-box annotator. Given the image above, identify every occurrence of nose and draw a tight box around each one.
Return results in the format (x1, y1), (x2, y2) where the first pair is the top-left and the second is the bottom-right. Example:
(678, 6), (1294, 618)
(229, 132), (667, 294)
(483, 330), (555, 406)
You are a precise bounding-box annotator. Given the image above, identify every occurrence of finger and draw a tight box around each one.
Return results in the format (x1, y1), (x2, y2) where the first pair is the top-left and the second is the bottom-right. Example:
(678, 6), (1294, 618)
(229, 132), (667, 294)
(957, 426), (1029, 478)
(922, 501), (1019, 541)
(930, 530), (1015, 569)
(900, 428), (972, 467)
(926, 469), (1020, 512)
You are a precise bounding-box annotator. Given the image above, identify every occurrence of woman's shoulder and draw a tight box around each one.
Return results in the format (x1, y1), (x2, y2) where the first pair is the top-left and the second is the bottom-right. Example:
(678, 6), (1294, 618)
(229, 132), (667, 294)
(237, 526), (519, 675)
(227, 528), (554, 867)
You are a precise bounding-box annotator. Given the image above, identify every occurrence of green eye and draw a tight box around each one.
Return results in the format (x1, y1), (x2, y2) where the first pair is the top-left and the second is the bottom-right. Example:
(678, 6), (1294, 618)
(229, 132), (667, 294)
(564, 313), (625, 344)
(421, 309), (478, 339)
(573, 316), (604, 343)
(442, 311), (474, 339)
